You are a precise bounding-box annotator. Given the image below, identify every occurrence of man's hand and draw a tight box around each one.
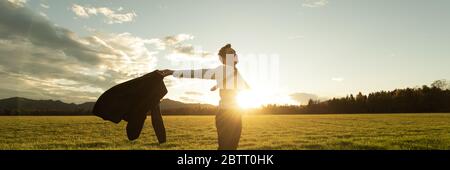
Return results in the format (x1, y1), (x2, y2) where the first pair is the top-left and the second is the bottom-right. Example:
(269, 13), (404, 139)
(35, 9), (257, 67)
(157, 69), (174, 77)
(210, 85), (218, 91)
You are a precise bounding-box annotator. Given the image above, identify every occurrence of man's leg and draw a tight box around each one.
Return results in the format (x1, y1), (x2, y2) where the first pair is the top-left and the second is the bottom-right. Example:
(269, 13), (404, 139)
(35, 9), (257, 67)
(216, 110), (242, 150)
(229, 113), (242, 150)
(216, 112), (226, 150)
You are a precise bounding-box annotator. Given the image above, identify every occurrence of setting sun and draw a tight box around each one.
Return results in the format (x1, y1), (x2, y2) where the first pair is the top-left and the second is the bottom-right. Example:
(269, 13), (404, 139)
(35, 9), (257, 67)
(236, 90), (264, 109)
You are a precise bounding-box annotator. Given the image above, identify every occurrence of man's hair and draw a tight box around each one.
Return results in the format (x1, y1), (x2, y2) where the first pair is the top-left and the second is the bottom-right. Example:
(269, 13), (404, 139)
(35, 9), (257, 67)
(218, 44), (235, 59)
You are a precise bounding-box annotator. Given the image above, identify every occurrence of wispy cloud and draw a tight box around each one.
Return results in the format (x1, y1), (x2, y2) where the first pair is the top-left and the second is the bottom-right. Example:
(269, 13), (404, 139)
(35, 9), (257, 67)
(149, 34), (212, 60)
(71, 4), (137, 24)
(7, 0), (27, 7)
(149, 34), (194, 50)
(39, 11), (48, 18)
(40, 3), (49, 9)
(71, 4), (89, 17)
(302, 0), (329, 8)
(179, 96), (201, 103)
(185, 91), (204, 96)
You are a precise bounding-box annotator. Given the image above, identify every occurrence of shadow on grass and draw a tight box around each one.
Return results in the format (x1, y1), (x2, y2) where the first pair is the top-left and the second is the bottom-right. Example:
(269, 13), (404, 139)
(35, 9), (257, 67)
(35, 142), (111, 149)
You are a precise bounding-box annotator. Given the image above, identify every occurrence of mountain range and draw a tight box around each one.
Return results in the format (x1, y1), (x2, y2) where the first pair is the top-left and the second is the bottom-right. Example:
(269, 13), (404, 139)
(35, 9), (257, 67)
(0, 97), (215, 115)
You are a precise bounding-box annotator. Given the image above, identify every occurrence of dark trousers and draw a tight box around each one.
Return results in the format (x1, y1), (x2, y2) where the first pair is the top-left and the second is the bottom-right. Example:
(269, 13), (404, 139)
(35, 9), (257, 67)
(215, 109), (242, 150)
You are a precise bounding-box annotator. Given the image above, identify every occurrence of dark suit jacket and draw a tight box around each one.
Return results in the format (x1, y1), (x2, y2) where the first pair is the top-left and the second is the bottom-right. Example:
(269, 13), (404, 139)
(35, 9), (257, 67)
(93, 70), (167, 142)
(93, 70), (167, 123)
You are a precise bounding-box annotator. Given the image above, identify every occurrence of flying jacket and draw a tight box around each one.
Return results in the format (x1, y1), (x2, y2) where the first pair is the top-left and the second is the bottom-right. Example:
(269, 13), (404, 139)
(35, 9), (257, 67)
(93, 70), (167, 143)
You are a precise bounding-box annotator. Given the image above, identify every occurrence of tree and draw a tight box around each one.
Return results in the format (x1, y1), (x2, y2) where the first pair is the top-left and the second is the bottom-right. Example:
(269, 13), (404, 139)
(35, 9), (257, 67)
(431, 79), (449, 90)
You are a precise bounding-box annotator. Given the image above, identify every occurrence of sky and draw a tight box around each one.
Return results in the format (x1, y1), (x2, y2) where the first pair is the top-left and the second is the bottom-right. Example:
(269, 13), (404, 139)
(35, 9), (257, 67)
(0, 0), (449, 106)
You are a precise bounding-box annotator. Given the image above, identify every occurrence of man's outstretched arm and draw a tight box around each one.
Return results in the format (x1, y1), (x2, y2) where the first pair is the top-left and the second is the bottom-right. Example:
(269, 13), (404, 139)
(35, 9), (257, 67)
(158, 69), (216, 80)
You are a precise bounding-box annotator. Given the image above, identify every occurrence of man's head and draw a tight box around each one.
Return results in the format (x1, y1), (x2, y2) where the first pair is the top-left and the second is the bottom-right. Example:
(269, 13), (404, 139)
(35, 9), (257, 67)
(218, 44), (238, 66)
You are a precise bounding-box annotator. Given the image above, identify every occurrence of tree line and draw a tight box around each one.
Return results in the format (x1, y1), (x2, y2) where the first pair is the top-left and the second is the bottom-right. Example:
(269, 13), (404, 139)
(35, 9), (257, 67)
(259, 80), (450, 114)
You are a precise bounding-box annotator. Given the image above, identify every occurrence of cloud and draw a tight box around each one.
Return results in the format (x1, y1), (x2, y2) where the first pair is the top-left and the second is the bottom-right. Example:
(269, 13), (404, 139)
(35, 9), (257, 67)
(162, 34), (194, 47)
(0, 71), (103, 102)
(71, 4), (89, 17)
(149, 34), (212, 59)
(149, 34), (194, 50)
(185, 91), (204, 96)
(163, 78), (175, 88)
(289, 93), (320, 105)
(331, 77), (344, 82)
(71, 4), (137, 24)
(0, 2), (104, 65)
(179, 96), (201, 103)
(302, 0), (328, 8)
(0, 1), (157, 103)
(39, 12), (48, 18)
(40, 3), (49, 9)
(7, 0), (26, 7)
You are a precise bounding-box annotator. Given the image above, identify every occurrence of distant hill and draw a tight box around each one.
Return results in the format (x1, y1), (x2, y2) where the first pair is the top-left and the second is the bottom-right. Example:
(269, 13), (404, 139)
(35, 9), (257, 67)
(0, 97), (94, 115)
(0, 97), (215, 115)
(159, 99), (214, 110)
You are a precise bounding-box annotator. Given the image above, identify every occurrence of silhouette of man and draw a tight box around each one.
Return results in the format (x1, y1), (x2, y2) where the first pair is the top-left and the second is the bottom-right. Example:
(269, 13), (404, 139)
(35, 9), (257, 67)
(158, 44), (250, 150)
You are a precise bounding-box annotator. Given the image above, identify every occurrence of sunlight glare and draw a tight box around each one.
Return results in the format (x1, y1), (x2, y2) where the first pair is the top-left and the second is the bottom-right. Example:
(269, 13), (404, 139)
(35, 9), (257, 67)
(236, 89), (298, 109)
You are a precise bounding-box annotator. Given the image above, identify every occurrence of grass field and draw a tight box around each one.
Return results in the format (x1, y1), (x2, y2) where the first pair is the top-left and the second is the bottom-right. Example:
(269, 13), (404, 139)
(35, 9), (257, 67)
(1, 114), (450, 150)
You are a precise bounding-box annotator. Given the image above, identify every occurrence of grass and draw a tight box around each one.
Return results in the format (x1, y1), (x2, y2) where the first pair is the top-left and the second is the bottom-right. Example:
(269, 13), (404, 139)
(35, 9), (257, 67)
(1, 114), (450, 150)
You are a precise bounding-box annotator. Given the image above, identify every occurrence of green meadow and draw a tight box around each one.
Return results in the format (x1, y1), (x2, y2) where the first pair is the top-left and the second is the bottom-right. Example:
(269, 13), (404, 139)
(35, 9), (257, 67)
(1, 114), (450, 150)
